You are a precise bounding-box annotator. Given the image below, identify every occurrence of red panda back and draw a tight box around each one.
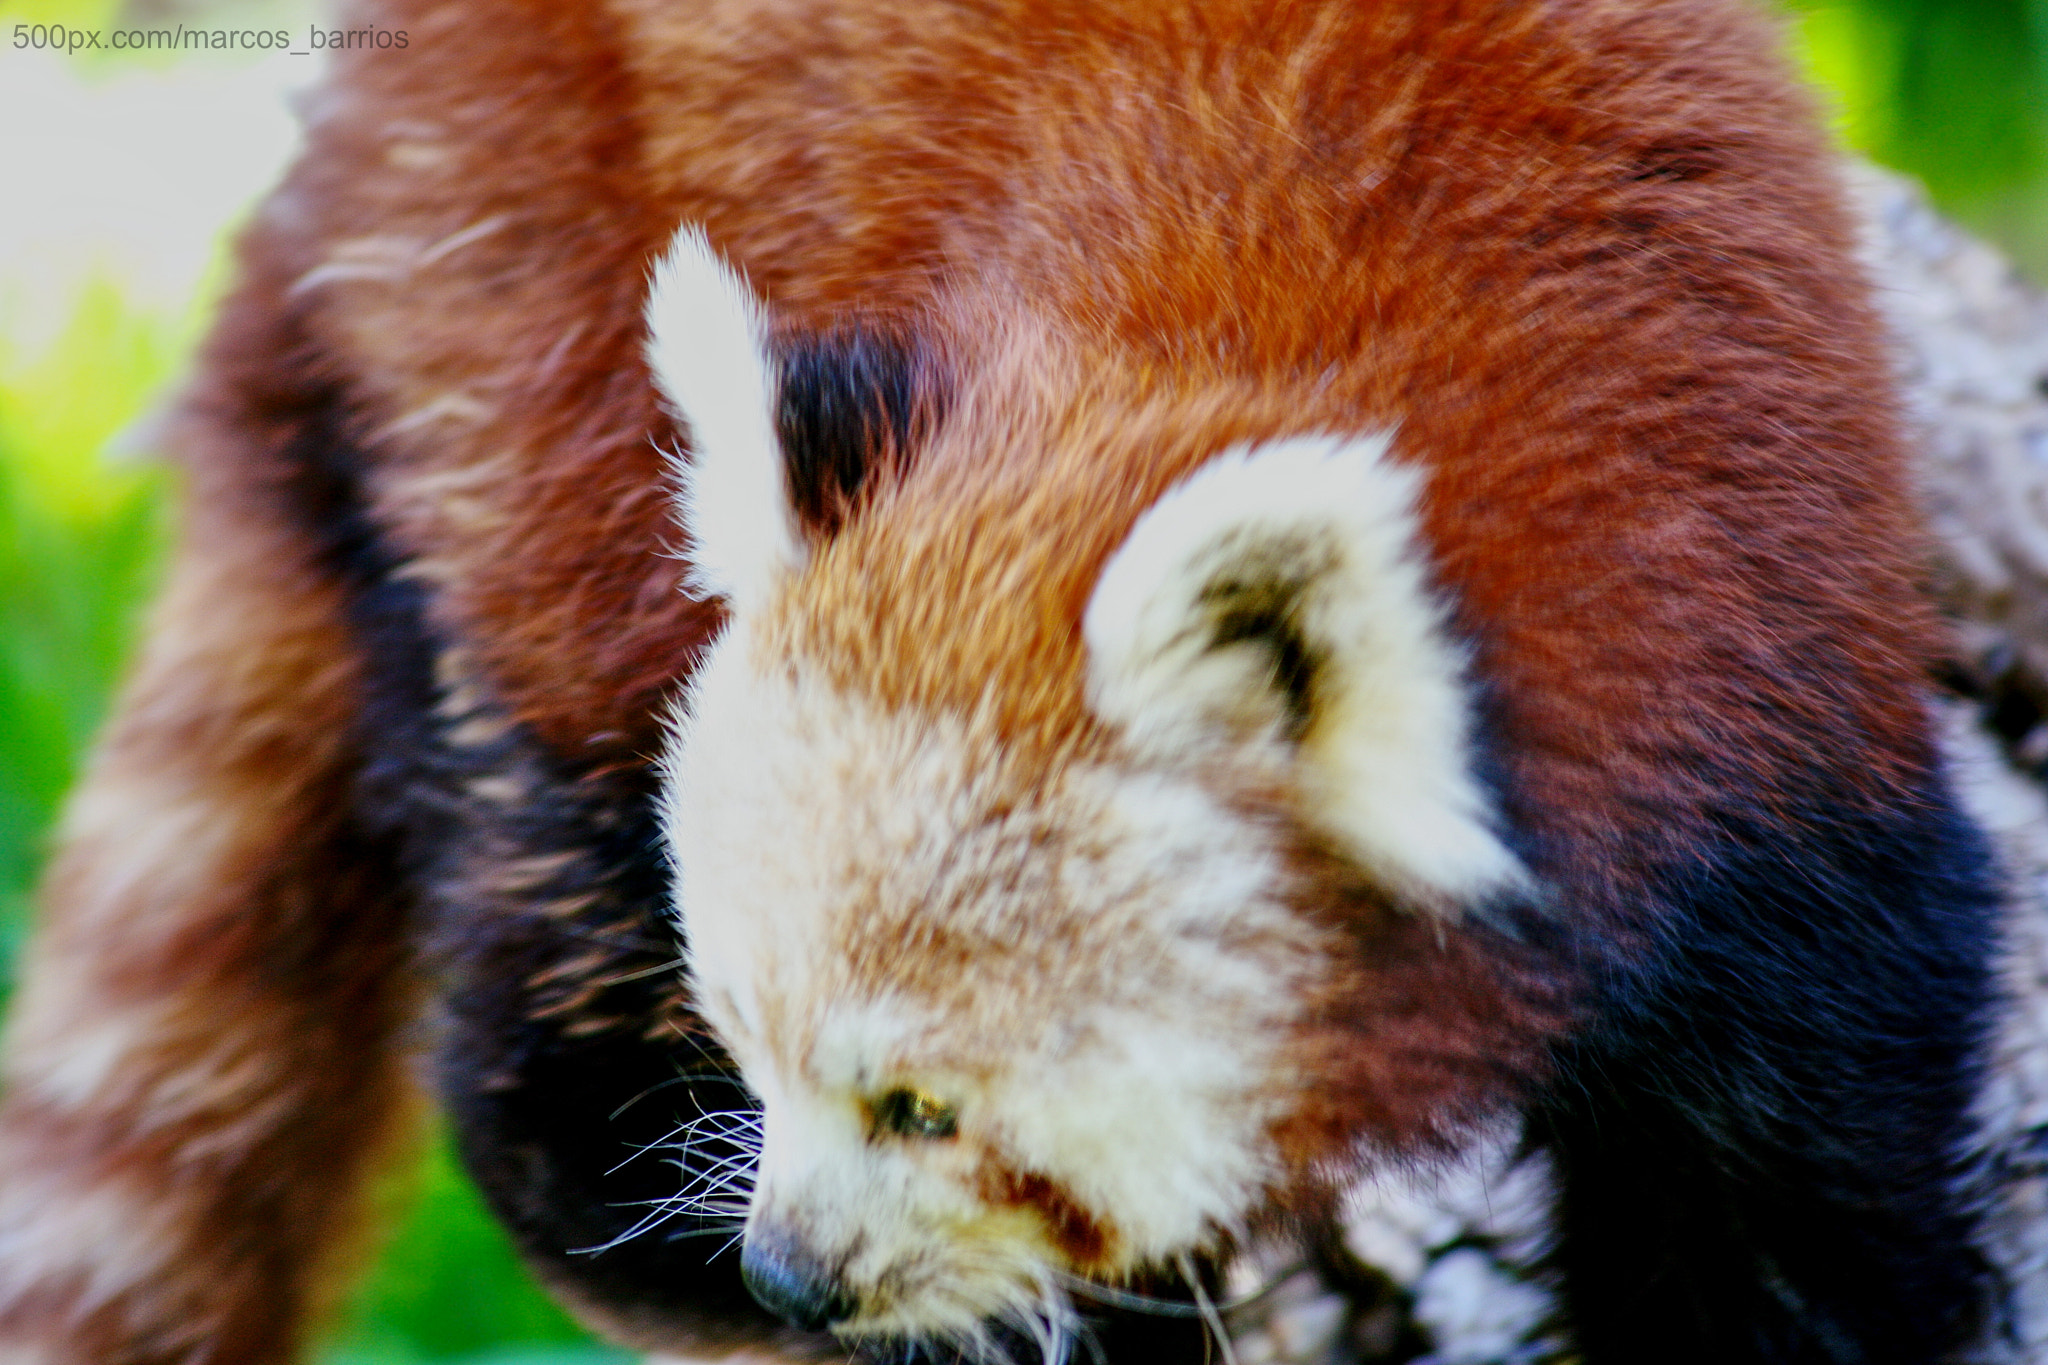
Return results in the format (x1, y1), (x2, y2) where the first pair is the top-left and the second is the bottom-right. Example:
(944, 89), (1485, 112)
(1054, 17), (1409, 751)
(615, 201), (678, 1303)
(304, 0), (1930, 801)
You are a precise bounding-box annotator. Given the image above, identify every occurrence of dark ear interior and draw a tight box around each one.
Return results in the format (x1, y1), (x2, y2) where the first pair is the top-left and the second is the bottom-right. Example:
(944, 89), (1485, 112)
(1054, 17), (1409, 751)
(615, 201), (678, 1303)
(774, 327), (941, 538)
(1200, 573), (1324, 741)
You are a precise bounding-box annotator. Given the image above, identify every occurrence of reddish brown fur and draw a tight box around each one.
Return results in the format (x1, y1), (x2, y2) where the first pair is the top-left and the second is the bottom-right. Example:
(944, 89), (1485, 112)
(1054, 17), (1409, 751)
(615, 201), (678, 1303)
(308, 0), (1930, 860)
(1262, 825), (1570, 1185)
(0, 0), (1936, 1358)
(976, 1163), (1116, 1271)
(284, 0), (1935, 814)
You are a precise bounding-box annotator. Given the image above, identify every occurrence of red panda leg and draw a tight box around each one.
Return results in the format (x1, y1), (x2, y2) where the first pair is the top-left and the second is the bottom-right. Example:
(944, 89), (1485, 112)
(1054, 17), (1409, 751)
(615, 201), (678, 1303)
(0, 490), (418, 1364)
(1531, 793), (2001, 1363)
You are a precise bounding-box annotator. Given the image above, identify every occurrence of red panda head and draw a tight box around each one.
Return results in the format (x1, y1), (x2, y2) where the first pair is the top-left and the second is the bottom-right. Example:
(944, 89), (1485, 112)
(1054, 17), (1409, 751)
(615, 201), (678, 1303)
(647, 228), (1538, 1350)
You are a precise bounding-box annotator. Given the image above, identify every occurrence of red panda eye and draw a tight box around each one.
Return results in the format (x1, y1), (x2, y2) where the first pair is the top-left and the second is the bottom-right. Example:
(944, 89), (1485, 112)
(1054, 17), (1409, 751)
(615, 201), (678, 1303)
(873, 1087), (958, 1140)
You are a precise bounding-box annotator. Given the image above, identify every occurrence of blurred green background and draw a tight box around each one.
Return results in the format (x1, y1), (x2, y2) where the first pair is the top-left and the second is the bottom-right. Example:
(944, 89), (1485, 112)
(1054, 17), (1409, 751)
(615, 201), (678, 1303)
(0, 0), (2042, 1361)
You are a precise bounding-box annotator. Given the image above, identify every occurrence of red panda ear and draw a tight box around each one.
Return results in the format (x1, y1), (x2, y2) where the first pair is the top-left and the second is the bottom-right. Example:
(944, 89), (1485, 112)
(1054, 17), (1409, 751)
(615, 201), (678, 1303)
(1082, 435), (1527, 916)
(645, 225), (805, 610)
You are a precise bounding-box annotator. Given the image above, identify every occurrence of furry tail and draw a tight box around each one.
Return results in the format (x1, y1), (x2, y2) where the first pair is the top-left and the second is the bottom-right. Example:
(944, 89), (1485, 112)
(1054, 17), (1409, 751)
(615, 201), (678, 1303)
(0, 387), (418, 1362)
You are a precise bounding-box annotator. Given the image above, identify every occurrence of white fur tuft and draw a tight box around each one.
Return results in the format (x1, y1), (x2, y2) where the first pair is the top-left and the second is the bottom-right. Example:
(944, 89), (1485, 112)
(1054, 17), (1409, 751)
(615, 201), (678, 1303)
(1083, 434), (1527, 915)
(644, 225), (802, 607)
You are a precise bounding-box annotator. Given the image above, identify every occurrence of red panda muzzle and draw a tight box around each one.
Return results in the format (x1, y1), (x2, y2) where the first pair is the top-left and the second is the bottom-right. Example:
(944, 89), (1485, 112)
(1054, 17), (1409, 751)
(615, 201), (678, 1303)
(739, 1233), (856, 1333)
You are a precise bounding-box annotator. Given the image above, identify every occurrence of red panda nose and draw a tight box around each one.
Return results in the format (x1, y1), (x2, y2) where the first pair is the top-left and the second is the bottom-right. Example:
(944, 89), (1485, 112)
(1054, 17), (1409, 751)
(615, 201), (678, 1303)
(740, 1232), (857, 1331)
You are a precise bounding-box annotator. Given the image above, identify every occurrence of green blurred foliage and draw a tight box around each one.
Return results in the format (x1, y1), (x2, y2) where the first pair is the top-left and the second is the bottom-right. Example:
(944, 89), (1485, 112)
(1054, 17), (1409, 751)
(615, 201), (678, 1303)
(0, 0), (2041, 1361)
(0, 283), (172, 985)
(1787, 0), (2048, 275)
(324, 1142), (629, 1365)
(2, 0), (118, 27)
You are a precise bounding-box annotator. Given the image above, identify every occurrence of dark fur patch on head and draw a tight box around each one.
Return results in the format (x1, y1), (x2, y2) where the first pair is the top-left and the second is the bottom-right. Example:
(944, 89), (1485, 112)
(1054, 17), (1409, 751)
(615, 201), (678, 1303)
(775, 327), (942, 539)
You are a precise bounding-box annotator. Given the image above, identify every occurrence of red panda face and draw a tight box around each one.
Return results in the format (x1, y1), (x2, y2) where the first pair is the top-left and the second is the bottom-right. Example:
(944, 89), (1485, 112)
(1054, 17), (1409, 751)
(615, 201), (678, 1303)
(666, 631), (1320, 1341)
(649, 231), (1539, 1347)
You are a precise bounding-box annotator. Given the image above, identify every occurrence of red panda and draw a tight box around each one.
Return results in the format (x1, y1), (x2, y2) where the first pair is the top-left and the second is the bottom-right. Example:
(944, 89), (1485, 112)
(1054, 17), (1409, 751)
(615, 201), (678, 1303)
(0, 0), (2005, 1363)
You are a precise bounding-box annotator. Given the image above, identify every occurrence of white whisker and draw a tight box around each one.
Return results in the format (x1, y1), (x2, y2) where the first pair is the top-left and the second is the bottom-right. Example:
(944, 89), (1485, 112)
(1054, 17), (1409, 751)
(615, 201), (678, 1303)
(1176, 1254), (1237, 1365)
(573, 1105), (762, 1255)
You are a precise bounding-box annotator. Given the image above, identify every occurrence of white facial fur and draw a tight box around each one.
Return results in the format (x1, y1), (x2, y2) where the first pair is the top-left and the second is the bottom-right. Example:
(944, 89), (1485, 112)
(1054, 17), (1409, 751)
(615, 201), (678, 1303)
(664, 635), (1324, 1339)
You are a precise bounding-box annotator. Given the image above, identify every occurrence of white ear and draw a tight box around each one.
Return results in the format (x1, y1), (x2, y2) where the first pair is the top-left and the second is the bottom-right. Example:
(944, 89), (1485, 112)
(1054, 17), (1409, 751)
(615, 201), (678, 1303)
(1083, 435), (1527, 915)
(645, 225), (802, 608)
